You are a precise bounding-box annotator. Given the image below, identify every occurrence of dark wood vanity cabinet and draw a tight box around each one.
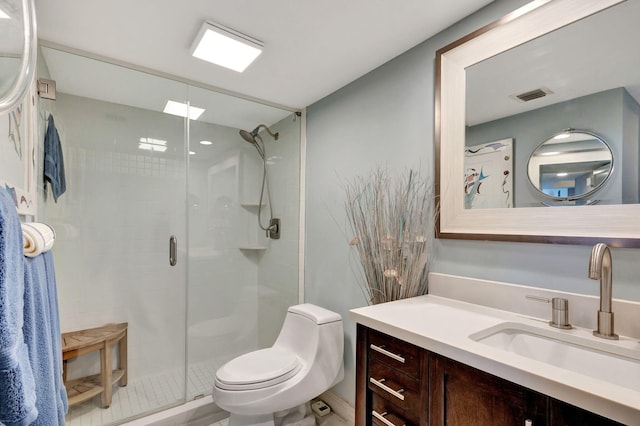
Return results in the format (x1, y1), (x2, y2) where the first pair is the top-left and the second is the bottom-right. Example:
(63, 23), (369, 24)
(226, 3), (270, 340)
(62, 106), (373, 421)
(362, 326), (429, 425)
(356, 325), (624, 426)
(429, 352), (547, 425)
(549, 400), (624, 426)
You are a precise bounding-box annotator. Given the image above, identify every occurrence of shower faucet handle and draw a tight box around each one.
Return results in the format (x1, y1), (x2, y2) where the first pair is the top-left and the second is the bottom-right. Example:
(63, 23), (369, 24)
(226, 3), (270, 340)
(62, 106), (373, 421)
(268, 218), (280, 240)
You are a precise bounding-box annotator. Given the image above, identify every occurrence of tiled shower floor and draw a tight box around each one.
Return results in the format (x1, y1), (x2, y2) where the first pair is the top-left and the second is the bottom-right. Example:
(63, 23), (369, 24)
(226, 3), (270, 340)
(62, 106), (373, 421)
(66, 358), (221, 426)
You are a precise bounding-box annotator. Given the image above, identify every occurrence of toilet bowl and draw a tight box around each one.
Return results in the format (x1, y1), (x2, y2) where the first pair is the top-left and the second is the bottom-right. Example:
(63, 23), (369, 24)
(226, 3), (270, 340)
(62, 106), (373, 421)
(212, 303), (344, 426)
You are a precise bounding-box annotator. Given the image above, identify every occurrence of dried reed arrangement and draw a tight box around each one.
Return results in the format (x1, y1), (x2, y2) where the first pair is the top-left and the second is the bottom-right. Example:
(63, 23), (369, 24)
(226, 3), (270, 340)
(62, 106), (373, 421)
(345, 169), (434, 305)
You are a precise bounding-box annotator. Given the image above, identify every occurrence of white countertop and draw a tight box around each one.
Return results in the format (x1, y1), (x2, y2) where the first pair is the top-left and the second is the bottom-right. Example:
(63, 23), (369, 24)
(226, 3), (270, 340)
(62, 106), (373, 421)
(350, 294), (640, 425)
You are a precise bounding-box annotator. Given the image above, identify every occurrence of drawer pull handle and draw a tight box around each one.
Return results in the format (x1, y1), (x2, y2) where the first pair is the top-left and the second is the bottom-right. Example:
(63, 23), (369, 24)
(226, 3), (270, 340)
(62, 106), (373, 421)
(369, 377), (405, 401)
(372, 410), (405, 426)
(370, 344), (405, 363)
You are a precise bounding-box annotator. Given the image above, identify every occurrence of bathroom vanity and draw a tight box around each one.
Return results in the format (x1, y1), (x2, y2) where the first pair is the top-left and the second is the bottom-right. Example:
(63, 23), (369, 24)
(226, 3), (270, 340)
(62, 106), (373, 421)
(356, 325), (621, 425)
(350, 273), (640, 425)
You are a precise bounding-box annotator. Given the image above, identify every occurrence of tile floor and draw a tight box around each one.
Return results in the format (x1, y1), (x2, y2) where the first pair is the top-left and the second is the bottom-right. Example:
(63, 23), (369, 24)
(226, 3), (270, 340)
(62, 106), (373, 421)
(205, 412), (348, 426)
(66, 358), (221, 426)
(313, 412), (349, 426)
(66, 358), (351, 426)
(207, 418), (229, 426)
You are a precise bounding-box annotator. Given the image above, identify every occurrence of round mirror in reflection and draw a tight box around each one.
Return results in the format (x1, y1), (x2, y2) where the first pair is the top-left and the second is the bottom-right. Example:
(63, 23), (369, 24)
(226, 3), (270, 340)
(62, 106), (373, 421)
(0, 0), (37, 114)
(527, 129), (613, 204)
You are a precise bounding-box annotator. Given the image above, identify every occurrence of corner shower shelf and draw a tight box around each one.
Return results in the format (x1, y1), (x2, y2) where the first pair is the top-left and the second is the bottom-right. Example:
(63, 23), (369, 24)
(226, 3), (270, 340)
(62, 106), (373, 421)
(239, 246), (268, 251)
(240, 202), (266, 208)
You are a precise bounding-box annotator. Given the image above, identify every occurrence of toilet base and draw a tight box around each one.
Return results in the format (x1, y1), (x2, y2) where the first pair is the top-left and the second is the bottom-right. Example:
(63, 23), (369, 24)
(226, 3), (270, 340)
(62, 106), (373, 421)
(228, 413), (274, 426)
(227, 402), (312, 426)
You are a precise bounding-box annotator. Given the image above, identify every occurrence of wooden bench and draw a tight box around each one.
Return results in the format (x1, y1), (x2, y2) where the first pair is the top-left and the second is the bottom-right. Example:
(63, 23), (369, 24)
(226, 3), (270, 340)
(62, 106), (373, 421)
(61, 322), (128, 408)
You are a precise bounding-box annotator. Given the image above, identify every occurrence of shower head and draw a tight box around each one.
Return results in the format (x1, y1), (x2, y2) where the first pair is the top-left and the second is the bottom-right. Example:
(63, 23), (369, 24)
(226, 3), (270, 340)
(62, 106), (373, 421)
(239, 129), (257, 145)
(238, 124), (279, 145)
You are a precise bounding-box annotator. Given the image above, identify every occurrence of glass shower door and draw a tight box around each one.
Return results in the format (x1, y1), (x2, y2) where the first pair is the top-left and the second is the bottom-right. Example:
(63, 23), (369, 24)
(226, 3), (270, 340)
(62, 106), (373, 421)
(38, 46), (188, 424)
(186, 85), (301, 400)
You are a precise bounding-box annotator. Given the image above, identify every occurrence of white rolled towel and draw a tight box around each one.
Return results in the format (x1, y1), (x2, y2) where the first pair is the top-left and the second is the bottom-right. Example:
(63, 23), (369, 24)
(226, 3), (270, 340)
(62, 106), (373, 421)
(22, 222), (56, 257)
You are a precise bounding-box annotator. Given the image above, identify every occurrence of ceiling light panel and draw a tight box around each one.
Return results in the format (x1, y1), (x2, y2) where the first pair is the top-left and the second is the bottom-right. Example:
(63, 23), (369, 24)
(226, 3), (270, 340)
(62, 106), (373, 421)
(191, 21), (263, 72)
(163, 100), (205, 120)
(0, 9), (10, 19)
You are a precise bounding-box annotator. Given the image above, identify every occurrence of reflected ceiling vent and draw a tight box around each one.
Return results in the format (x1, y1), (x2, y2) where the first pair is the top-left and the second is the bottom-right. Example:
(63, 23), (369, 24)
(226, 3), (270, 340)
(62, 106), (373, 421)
(513, 87), (553, 102)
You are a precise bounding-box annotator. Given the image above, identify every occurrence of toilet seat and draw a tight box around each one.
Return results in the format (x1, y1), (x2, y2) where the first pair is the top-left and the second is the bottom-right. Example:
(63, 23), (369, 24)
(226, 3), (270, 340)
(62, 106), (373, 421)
(215, 347), (302, 391)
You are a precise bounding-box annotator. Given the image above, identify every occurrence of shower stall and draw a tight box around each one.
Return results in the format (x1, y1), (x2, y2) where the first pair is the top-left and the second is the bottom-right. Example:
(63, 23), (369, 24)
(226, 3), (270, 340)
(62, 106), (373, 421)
(36, 45), (302, 425)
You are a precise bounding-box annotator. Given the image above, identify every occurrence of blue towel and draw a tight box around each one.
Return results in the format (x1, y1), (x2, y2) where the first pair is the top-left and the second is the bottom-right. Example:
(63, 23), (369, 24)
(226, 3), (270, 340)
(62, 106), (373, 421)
(0, 189), (38, 425)
(43, 253), (68, 418)
(23, 252), (67, 425)
(44, 115), (66, 202)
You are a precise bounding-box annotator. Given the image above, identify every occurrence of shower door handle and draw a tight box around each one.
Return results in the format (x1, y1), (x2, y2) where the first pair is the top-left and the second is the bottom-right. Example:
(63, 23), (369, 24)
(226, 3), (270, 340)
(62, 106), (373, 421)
(169, 235), (177, 266)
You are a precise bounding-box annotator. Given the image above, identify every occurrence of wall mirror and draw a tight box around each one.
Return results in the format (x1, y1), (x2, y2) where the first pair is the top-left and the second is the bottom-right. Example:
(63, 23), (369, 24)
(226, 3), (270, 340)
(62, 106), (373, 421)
(436, 0), (640, 247)
(0, 0), (37, 113)
(528, 129), (613, 205)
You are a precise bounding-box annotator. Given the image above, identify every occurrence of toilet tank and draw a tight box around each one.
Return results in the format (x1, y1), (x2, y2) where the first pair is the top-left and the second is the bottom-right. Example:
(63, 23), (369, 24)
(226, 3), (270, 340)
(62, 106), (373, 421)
(274, 304), (343, 366)
(288, 304), (342, 325)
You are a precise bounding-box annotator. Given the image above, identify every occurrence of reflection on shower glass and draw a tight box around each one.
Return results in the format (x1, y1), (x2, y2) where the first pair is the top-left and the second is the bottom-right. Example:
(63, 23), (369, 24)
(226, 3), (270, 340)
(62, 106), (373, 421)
(163, 100), (205, 119)
(138, 137), (168, 152)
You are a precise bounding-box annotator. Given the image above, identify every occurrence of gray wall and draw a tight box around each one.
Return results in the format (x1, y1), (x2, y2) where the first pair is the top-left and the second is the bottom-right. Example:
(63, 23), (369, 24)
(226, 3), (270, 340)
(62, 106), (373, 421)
(466, 88), (628, 207)
(305, 0), (640, 406)
(622, 89), (640, 203)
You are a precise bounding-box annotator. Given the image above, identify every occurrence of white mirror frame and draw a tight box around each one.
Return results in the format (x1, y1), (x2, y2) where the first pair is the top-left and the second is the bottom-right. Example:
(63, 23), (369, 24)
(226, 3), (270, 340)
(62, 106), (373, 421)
(435, 0), (640, 247)
(0, 0), (37, 114)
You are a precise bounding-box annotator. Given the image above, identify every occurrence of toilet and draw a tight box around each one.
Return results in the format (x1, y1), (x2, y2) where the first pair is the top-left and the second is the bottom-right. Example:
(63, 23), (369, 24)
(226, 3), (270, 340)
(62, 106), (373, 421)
(212, 303), (344, 426)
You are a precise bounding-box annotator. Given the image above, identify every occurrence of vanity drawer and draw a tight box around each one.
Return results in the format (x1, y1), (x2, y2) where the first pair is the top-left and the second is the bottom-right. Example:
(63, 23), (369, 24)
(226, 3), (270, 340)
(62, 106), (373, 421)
(368, 359), (421, 418)
(371, 392), (417, 426)
(369, 329), (420, 378)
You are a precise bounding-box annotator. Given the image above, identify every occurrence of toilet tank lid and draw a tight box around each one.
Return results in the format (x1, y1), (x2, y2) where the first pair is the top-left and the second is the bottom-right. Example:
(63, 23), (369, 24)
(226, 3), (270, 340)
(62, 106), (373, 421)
(288, 303), (342, 324)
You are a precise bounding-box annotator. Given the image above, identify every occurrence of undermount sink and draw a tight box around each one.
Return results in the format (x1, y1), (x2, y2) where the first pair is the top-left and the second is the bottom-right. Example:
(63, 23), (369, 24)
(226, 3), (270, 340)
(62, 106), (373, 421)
(469, 322), (640, 392)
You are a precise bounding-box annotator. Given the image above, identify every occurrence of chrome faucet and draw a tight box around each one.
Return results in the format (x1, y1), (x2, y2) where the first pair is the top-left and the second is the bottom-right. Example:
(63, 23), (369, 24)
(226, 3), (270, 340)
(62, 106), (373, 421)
(588, 243), (618, 340)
